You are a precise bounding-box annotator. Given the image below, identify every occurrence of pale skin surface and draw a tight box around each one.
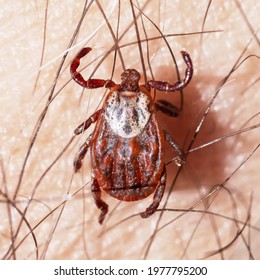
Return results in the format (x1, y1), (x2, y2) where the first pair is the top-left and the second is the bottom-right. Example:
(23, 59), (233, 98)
(0, 0), (259, 259)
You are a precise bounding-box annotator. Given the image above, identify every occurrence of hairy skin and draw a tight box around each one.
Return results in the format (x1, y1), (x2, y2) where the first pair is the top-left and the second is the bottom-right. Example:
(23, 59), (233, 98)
(1, 0), (259, 259)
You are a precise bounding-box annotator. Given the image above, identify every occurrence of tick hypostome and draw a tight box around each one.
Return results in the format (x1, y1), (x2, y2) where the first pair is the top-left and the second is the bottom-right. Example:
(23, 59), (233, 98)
(71, 47), (193, 224)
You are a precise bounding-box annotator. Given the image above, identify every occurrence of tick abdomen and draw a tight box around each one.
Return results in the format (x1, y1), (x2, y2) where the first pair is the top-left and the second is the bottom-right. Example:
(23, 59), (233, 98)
(91, 112), (165, 201)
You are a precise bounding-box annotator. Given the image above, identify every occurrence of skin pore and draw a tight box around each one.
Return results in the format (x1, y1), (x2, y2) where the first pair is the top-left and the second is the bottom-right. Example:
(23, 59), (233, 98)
(1, 0), (259, 259)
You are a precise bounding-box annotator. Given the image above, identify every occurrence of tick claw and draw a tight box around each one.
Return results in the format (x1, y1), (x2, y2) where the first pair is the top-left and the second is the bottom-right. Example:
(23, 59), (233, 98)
(98, 205), (108, 224)
(140, 201), (159, 218)
(73, 160), (82, 172)
(140, 211), (148, 218)
(175, 156), (186, 166)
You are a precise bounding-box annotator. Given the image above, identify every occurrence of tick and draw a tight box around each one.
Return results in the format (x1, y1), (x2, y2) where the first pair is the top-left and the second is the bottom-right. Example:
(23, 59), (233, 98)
(71, 47), (193, 224)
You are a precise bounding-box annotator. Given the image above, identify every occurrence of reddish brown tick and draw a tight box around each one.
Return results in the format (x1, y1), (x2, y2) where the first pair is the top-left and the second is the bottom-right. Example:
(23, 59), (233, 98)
(71, 47), (193, 224)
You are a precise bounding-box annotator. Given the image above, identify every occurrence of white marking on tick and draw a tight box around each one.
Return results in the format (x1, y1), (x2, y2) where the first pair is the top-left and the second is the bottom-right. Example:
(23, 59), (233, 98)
(105, 91), (151, 138)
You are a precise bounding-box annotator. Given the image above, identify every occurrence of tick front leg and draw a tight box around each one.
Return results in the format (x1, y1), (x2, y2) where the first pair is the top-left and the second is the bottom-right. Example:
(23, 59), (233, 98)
(70, 47), (116, 89)
(146, 51), (193, 92)
(74, 135), (92, 172)
(74, 109), (101, 135)
(164, 130), (186, 166)
(91, 175), (109, 224)
(140, 166), (166, 218)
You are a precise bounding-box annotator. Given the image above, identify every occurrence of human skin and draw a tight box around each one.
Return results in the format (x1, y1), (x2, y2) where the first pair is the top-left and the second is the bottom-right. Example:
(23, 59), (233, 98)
(1, 0), (259, 259)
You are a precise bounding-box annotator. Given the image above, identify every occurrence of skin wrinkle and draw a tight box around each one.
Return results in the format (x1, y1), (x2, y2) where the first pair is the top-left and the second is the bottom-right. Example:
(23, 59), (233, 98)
(1, 0), (259, 259)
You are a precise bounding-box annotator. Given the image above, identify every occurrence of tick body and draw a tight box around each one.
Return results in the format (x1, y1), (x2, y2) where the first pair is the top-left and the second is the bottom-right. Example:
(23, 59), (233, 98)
(71, 47), (193, 224)
(92, 87), (164, 202)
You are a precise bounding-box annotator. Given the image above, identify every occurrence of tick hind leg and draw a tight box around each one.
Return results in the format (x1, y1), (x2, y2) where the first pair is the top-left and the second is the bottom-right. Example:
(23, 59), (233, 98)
(91, 175), (109, 224)
(140, 166), (166, 218)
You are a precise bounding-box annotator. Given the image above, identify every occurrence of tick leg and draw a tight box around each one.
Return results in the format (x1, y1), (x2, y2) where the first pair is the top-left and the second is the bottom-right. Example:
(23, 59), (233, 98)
(91, 175), (109, 224)
(140, 166), (166, 218)
(164, 130), (186, 166)
(74, 109), (101, 135)
(146, 51), (193, 92)
(155, 99), (179, 117)
(70, 47), (116, 89)
(74, 135), (92, 172)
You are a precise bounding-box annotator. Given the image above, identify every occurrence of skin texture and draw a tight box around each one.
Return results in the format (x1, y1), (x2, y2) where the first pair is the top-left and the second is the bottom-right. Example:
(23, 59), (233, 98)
(1, 0), (259, 259)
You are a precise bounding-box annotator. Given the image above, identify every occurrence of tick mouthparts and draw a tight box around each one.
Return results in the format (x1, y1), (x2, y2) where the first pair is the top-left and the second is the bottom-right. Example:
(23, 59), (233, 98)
(121, 69), (141, 82)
